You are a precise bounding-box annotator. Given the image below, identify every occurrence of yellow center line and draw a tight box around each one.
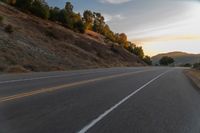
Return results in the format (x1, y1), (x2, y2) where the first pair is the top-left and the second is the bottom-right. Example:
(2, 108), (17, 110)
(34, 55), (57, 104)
(0, 69), (154, 103)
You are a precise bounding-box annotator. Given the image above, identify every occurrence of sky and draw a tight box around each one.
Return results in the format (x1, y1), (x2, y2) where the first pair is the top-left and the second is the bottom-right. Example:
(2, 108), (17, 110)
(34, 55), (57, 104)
(46, 0), (200, 56)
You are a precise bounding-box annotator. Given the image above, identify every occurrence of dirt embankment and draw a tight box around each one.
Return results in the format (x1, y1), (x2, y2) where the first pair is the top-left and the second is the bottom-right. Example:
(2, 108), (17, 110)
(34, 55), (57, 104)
(184, 69), (200, 89)
(0, 2), (145, 73)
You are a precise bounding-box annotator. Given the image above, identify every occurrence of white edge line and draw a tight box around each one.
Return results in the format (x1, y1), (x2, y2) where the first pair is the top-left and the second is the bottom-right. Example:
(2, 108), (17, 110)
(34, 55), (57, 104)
(78, 69), (172, 133)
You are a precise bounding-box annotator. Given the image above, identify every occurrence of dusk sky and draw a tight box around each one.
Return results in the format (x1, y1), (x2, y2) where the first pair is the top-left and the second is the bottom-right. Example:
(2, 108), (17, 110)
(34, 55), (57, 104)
(46, 0), (200, 56)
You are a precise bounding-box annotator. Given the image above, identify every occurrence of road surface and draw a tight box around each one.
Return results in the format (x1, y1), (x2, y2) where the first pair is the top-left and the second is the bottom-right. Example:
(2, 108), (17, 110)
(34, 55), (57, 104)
(0, 67), (200, 133)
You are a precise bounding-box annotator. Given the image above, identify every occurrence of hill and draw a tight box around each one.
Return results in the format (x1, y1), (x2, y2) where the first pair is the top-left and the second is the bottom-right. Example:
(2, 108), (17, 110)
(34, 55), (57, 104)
(0, 2), (145, 72)
(152, 51), (200, 65)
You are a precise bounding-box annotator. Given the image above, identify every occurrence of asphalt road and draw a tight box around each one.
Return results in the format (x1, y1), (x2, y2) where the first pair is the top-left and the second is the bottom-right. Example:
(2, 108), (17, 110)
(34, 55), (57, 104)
(0, 67), (200, 133)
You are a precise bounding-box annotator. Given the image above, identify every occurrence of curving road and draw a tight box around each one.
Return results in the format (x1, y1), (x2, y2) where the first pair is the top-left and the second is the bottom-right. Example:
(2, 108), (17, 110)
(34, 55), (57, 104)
(0, 67), (200, 133)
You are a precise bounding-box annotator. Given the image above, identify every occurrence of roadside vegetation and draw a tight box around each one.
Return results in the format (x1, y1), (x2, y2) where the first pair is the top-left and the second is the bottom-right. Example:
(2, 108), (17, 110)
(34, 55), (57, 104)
(0, 0), (152, 65)
(179, 63), (192, 67)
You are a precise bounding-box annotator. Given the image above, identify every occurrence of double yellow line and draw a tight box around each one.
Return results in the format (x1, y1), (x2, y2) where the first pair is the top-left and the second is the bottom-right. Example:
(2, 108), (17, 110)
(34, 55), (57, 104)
(0, 69), (153, 103)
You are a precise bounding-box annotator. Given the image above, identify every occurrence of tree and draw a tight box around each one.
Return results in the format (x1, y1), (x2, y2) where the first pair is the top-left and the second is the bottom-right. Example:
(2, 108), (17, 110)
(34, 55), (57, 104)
(72, 13), (86, 33)
(3, 0), (16, 5)
(65, 2), (73, 14)
(15, 0), (32, 10)
(103, 25), (116, 42)
(143, 56), (152, 65)
(30, 0), (49, 19)
(83, 10), (93, 30)
(159, 56), (174, 66)
(73, 20), (85, 33)
(63, 2), (75, 29)
(119, 33), (127, 45)
(132, 46), (144, 59)
(49, 7), (60, 21)
(57, 9), (68, 23)
(93, 12), (105, 34)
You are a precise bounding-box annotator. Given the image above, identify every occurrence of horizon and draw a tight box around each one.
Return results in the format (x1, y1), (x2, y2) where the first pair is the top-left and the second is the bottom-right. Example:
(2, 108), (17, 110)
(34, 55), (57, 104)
(151, 51), (200, 57)
(46, 0), (200, 56)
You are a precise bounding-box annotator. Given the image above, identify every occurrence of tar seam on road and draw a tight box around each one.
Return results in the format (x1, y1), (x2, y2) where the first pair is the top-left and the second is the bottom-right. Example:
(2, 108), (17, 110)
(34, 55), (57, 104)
(78, 69), (173, 133)
(0, 69), (154, 103)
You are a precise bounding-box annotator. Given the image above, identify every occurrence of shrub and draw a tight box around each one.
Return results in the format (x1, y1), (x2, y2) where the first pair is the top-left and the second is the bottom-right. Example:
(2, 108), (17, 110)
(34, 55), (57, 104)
(5, 24), (14, 33)
(45, 30), (57, 39)
(181, 63), (192, 67)
(110, 44), (119, 53)
(0, 16), (4, 23)
(23, 64), (38, 71)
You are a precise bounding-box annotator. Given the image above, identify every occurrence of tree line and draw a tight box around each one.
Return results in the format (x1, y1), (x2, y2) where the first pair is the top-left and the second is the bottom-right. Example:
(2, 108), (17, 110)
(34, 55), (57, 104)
(1, 0), (152, 65)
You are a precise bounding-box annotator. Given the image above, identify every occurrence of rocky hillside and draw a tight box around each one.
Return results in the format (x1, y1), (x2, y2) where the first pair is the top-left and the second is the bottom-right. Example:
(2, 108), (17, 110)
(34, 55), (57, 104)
(152, 51), (200, 65)
(0, 2), (145, 72)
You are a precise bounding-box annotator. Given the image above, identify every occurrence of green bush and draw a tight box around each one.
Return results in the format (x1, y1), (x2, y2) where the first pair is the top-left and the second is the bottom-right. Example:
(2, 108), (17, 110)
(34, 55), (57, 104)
(5, 24), (14, 33)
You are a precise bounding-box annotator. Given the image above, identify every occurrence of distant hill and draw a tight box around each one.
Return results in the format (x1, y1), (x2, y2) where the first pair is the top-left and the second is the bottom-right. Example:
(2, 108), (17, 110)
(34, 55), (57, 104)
(0, 2), (145, 72)
(152, 52), (200, 65)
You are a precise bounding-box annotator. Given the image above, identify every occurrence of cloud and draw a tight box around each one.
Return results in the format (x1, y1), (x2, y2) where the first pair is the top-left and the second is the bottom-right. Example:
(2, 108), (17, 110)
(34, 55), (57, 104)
(103, 14), (125, 22)
(131, 35), (200, 46)
(100, 0), (131, 4)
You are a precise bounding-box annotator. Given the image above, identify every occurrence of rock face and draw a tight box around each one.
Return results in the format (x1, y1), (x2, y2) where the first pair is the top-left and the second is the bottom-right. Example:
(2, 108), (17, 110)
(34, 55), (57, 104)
(0, 2), (145, 72)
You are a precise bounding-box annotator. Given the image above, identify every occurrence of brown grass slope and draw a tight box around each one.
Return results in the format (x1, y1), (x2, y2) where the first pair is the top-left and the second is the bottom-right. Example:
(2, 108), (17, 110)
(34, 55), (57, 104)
(0, 2), (145, 72)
